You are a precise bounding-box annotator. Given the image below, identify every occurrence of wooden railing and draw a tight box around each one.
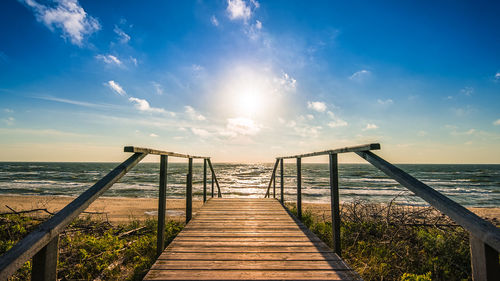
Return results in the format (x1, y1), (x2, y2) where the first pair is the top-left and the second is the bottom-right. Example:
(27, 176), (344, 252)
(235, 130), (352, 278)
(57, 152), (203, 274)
(0, 146), (222, 280)
(264, 143), (500, 281)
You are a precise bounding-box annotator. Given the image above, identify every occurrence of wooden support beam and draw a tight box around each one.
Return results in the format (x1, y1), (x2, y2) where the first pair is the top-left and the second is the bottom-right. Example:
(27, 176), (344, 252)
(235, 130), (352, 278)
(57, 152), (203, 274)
(156, 155), (168, 257)
(0, 152), (146, 280)
(186, 158), (193, 223)
(31, 236), (58, 281)
(356, 150), (500, 253)
(207, 159), (222, 198)
(296, 158), (302, 221)
(265, 159), (279, 198)
(329, 153), (341, 256)
(470, 235), (500, 281)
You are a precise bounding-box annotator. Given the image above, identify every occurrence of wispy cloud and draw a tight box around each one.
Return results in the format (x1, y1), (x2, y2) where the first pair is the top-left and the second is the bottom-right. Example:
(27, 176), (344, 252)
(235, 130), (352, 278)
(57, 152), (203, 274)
(2, 117), (15, 126)
(255, 20), (262, 29)
(152, 82), (163, 95)
(95, 54), (122, 66)
(274, 72), (296, 93)
(327, 111), (348, 128)
(130, 57), (138, 66)
(349, 69), (371, 81)
(37, 96), (107, 108)
(225, 117), (261, 136)
(113, 25), (130, 43)
(149, 133), (158, 137)
(19, 0), (100, 46)
(494, 119), (500, 126)
(377, 99), (393, 106)
(363, 123), (378, 130)
(460, 86), (473, 96)
(210, 15), (219, 26)
(191, 127), (211, 137)
(105, 80), (126, 96)
(185, 106), (206, 121)
(495, 72), (500, 81)
(307, 101), (327, 112)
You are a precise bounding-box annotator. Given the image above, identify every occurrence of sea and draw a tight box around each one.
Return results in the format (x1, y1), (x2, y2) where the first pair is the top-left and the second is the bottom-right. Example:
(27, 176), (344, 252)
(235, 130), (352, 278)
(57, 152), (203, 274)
(0, 162), (499, 207)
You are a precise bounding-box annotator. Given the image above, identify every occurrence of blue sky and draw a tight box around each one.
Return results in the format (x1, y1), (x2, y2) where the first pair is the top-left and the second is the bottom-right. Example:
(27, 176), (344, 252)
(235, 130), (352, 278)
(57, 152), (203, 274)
(1, 0), (500, 163)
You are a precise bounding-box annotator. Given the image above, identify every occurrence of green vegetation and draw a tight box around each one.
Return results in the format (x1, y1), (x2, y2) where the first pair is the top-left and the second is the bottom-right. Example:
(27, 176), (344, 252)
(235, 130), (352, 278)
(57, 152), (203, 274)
(0, 214), (183, 280)
(288, 201), (473, 281)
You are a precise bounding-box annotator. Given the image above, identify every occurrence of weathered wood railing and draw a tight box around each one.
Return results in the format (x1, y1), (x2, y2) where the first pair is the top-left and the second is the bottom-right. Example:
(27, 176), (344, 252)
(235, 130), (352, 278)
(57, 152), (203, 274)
(0, 146), (222, 280)
(264, 143), (500, 281)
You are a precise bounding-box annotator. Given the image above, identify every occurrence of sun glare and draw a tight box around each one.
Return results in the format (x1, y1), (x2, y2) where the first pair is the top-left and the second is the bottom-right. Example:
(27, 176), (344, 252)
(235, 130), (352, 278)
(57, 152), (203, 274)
(218, 65), (277, 119)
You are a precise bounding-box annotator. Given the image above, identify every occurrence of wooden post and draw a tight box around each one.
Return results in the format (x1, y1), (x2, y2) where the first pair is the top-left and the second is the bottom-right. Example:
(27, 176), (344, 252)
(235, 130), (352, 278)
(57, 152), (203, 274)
(273, 167), (276, 199)
(186, 158), (193, 223)
(280, 158), (284, 205)
(211, 171), (214, 198)
(156, 155), (168, 257)
(31, 236), (58, 281)
(470, 235), (500, 281)
(296, 157), (302, 220)
(329, 153), (341, 256)
(203, 159), (207, 203)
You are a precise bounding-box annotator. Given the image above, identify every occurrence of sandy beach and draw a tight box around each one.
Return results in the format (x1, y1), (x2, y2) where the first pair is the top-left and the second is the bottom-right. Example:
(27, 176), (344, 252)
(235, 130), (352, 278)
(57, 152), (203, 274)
(0, 195), (498, 224)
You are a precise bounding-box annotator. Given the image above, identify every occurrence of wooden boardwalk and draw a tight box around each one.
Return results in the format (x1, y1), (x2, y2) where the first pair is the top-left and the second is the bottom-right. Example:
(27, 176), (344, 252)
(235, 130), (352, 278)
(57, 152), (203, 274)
(144, 198), (359, 280)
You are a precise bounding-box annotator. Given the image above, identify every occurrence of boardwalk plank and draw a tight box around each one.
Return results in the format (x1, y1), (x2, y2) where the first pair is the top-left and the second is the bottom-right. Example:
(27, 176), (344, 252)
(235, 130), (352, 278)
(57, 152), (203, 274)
(144, 198), (359, 281)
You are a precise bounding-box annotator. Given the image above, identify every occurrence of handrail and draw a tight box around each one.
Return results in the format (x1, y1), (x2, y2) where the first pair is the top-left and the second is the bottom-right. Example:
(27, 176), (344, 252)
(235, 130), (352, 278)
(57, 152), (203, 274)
(267, 143), (500, 280)
(0, 146), (222, 280)
(278, 143), (380, 159)
(124, 146), (209, 159)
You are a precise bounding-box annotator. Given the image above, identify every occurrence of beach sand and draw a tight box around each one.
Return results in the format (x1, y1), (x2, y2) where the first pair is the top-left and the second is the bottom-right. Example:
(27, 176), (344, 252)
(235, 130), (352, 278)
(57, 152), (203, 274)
(0, 195), (498, 224)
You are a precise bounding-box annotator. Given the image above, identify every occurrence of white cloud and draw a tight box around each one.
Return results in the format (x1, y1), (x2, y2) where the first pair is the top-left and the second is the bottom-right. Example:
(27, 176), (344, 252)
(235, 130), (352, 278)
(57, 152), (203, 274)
(349, 69), (371, 81)
(255, 20), (262, 29)
(149, 133), (158, 137)
(191, 128), (211, 138)
(465, 128), (476, 135)
(3, 108), (14, 113)
(105, 80), (126, 96)
(306, 114), (314, 120)
(495, 72), (500, 80)
(210, 15), (219, 26)
(95, 54), (122, 66)
(113, 25), (130, 43)
(152, 82), (163, 95)
(185, 106), (206, 121)
(307, 101), (327, 112)
(128, 97), (174, 116)
(225, 117), (261, 136)
(363, 123), (378, 130)
(327, 111), (348, 128)
(460, 86), (473, 96)
(226, 0), (253, 21)
(377, 99), (393, 106)
(417, 130), (427, 136)
(274, 72), (296, 92)
(20, 0), (100, 46)
(494, 119), (500, 126)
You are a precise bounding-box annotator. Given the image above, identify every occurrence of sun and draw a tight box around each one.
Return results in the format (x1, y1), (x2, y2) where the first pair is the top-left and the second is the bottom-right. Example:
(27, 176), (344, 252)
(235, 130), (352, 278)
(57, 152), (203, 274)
(234, 87), (263, 117)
